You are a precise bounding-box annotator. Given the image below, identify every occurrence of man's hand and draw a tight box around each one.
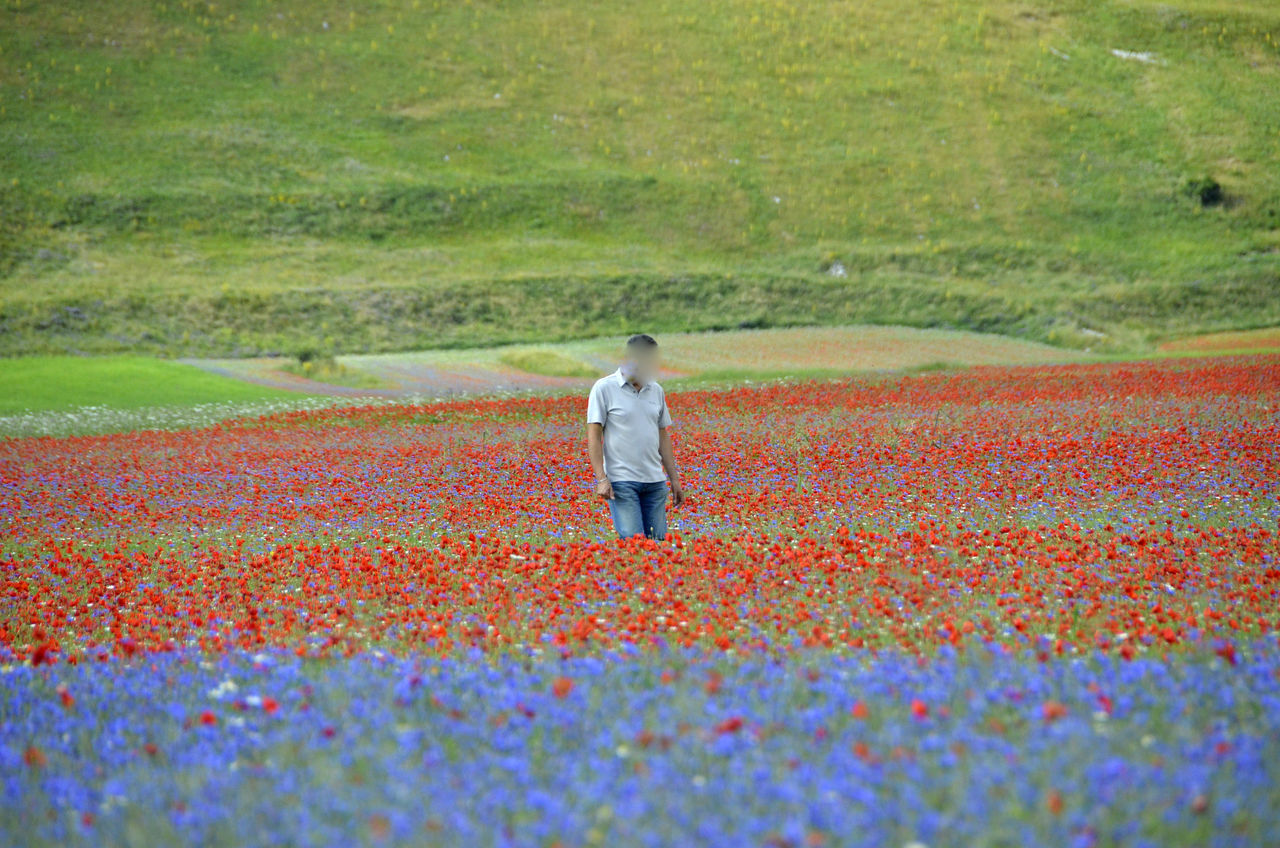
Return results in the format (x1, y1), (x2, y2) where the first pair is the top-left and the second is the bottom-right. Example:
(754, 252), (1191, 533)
(595, 478), (614, 500)
(670, 481), (686, 508)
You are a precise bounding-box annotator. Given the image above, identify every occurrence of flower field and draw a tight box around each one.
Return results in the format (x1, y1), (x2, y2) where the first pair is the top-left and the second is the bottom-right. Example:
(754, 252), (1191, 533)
(3, 355), (1279, 846)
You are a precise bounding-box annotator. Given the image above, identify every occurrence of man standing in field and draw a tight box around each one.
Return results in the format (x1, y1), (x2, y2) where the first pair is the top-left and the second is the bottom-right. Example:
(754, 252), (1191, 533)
(586, 334), (685, 540)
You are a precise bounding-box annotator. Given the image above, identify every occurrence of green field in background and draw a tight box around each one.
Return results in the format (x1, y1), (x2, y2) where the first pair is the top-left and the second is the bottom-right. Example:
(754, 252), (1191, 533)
(0, 356), (297, 414)
(1, 0), (1278, 359)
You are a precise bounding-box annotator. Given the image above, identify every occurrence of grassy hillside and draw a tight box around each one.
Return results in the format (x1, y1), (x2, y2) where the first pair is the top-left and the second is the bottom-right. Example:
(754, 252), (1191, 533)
(1, 0), (1278, 358)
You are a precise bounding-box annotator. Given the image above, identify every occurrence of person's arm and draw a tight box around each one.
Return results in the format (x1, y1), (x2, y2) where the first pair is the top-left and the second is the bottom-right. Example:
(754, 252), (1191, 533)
(659, 427), (684, 507)
(656, 390), (683, 506)
(586, 384), (613, 499)
(587, 423), (613, 499)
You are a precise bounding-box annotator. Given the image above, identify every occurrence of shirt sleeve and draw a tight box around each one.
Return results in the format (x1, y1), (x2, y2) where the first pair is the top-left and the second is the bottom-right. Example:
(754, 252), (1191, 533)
(658, 389), (673, 428)
(586, 382), (607, 425)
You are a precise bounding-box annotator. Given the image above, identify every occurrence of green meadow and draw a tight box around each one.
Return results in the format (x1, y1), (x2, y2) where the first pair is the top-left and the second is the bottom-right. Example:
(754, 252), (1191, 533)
(1, 0), (1278, 360)
(0, 355), (292, 414)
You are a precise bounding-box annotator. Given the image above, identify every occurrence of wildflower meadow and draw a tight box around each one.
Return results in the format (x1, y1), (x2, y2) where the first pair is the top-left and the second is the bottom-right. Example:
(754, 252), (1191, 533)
(3, 354), (1278, 846)
(5, 0), (1280, 845)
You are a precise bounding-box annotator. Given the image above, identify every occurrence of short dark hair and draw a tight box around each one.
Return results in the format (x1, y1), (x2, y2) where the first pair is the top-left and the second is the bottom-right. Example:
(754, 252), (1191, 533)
(626, 333), (658, 349)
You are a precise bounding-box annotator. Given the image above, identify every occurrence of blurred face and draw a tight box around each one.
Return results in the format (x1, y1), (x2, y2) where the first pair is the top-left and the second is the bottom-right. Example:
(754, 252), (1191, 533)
(624, 345), (660, 384)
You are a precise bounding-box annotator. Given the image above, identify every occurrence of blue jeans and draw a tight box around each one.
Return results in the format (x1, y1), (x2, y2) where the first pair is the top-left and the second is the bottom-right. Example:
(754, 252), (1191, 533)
(608, 481), (668, 540)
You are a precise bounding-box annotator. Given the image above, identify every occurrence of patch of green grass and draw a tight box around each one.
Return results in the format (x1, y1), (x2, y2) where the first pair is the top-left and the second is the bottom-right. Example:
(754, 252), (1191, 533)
(497, 348), (599, 378)
(0, 356), (302, 414)
(278, 356), (389, 389)
(1, 0), (1278, 357)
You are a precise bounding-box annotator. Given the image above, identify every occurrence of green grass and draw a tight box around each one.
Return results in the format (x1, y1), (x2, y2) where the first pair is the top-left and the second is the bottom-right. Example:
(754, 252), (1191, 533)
(278, 356), (390, 389)
(0, 355), (300, 414)
(1, 0), (1278, 358)
(498, 348), (599, 378)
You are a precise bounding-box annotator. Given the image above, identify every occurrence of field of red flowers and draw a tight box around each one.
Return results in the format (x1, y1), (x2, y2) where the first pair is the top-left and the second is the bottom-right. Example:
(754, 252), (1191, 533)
(3, 355), (1279, 847)
(3, 355), (1277, 662)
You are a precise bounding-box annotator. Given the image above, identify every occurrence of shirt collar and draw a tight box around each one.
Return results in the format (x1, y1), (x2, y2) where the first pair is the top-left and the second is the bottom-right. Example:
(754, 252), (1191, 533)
(614, 367), (648, 391)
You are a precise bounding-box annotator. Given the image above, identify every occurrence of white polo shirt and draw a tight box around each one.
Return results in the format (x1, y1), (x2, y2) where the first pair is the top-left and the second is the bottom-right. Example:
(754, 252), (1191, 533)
(586, 369), (673, 483)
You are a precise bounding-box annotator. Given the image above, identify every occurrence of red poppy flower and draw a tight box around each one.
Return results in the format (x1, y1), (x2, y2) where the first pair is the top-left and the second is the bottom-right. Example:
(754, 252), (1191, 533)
(24, 745), (47, 768)
(714, 716), (744, 734)
(1041, 701), (1068, 723)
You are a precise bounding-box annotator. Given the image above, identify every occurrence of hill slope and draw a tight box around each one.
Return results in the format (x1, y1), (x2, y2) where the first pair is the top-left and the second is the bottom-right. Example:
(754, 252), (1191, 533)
(1, 0), (1278, 357)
